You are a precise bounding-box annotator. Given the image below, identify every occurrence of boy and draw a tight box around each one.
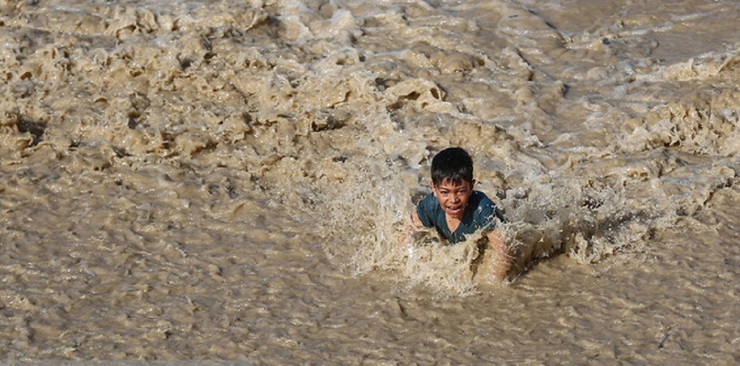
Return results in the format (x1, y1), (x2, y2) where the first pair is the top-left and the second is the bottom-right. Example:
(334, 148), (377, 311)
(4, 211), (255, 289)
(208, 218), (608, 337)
(406, 147), (511, 280)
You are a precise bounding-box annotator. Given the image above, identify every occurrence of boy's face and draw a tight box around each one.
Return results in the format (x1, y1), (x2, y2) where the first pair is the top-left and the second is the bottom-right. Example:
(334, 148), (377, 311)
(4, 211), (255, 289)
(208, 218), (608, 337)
(432, 178), (474, 220)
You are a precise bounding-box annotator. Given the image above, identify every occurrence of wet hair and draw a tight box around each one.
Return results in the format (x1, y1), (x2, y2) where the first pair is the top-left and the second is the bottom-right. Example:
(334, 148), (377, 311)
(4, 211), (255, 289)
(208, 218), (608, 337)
(431, 147), (473, 186)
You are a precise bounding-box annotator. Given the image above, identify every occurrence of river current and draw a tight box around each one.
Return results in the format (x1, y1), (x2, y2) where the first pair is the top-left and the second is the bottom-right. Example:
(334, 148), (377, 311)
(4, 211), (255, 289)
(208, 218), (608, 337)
(0, 0), (738, 363)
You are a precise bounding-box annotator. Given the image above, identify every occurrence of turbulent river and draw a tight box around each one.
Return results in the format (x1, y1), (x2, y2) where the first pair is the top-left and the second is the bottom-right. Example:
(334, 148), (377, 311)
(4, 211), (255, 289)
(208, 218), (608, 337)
(0, 0), (738, 363)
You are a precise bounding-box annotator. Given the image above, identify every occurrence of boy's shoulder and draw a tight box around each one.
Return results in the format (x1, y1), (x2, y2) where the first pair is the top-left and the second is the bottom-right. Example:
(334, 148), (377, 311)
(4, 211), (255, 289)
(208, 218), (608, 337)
(472, 190), (507, 223)
(417, 191), (439, 208)
(471, 190), (493, 203)
(471, 190), (495, 210)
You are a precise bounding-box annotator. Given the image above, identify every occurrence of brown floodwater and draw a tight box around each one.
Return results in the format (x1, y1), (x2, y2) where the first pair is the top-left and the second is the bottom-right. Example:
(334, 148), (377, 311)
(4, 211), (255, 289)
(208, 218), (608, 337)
(0, 0), (738, 363)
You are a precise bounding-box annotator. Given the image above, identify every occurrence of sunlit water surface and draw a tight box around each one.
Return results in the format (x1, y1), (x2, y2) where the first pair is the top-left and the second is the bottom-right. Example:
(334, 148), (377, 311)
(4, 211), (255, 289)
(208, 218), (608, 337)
(0, 0), (738, 363)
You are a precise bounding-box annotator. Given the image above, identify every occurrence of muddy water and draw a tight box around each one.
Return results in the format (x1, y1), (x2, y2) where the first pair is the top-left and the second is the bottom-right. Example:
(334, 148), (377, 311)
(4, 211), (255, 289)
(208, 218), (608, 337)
(1, 0), (738, 363)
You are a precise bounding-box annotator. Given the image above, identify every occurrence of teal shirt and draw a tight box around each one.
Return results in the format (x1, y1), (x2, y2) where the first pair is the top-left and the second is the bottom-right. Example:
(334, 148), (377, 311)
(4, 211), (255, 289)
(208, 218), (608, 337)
(416, 191), (500, 244)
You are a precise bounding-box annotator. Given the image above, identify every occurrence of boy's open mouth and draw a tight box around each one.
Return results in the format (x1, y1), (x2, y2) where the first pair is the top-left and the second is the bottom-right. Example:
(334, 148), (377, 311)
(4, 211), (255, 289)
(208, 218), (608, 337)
(446, 205), (463, 215)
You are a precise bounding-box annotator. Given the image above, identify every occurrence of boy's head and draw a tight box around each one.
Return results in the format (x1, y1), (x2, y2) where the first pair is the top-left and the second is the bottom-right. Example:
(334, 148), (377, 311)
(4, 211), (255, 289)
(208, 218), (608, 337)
(431, 147), (474, 186)
(430, 148), (475, 219)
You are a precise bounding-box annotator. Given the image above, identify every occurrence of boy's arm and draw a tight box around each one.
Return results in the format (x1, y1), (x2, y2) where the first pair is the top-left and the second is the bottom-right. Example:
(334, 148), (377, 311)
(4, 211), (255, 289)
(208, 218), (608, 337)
(399, 211), (424, 247)
(410, 211), (424, 230)
(486, 229), (511, 281)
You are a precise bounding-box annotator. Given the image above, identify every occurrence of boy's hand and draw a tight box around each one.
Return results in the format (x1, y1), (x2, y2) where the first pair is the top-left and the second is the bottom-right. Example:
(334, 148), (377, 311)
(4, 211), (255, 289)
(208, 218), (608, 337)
(486, 229), (511, 281)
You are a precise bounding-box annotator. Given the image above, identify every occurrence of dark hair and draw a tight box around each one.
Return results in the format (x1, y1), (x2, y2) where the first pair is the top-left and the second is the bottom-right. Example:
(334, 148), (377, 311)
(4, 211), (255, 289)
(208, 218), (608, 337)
(431, 147), (473, 186)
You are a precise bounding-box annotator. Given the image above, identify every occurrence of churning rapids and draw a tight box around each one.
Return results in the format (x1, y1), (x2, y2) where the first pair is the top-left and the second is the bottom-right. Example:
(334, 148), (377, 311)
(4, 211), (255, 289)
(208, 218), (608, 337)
(0, 0), (738, 363)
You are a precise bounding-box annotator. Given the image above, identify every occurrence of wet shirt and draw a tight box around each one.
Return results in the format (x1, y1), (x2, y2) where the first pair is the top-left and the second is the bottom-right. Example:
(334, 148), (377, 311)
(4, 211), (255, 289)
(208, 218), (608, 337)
(416, 191), (499, 244)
